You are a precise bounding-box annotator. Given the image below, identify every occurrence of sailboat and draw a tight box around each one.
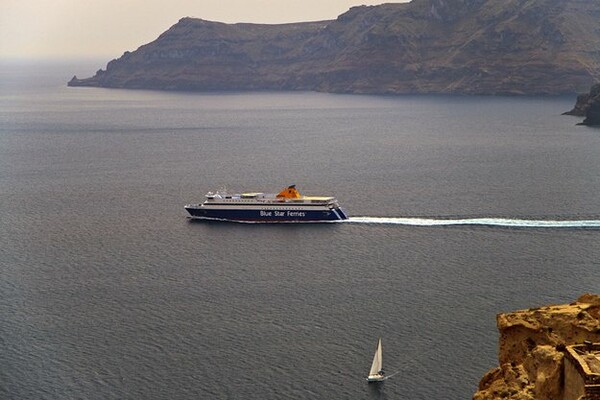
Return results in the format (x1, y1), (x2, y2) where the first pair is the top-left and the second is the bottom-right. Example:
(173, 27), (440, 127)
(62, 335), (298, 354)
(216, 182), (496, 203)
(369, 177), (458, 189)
(366, 338), (386, 382)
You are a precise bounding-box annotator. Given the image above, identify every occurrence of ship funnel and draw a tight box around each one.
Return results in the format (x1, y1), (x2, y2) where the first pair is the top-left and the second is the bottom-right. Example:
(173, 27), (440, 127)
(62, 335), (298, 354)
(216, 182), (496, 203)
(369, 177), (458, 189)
(276, 185), (301, 199)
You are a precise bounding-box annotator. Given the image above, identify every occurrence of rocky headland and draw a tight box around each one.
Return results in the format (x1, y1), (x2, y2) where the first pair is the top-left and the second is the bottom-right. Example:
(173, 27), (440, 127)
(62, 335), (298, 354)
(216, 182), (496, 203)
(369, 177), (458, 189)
(565, 84), (600, 126)
(473, 294), (600, 400)
(69, 0), (600, 95)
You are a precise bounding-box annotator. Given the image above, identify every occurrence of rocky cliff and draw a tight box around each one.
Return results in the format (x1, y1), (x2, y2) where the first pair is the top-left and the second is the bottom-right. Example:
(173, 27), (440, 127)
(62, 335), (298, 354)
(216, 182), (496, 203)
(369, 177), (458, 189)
(473, 294), (600, 400)
(565, 83), (600, 125)
(69, 0), (600, 95)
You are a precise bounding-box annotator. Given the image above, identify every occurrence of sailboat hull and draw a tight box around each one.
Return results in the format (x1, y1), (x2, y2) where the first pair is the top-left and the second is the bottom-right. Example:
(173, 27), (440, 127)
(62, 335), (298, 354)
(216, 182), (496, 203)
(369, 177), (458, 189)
(367, 375), (386, 383)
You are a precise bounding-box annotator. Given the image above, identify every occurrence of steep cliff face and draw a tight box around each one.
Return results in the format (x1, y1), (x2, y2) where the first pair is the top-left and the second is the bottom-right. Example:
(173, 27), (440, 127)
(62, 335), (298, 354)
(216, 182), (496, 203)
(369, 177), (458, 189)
(69, 0), (600, 94)
(473, 294), (600, 400)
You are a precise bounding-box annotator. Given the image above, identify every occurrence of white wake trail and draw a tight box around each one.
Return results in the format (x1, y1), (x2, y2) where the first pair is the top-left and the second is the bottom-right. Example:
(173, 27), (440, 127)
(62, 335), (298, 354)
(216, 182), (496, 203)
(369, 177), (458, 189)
(346, 217), (600, 229)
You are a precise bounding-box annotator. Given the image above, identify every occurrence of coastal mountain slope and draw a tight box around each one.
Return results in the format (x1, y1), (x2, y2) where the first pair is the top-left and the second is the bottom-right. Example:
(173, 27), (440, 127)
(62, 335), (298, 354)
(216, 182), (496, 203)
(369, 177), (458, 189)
(69, 0), (600, 95)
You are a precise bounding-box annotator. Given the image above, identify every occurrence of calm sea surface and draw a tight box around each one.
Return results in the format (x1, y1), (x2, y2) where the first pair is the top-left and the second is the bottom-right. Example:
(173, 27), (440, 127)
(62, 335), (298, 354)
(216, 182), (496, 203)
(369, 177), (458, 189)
(1, 61), (599, 399)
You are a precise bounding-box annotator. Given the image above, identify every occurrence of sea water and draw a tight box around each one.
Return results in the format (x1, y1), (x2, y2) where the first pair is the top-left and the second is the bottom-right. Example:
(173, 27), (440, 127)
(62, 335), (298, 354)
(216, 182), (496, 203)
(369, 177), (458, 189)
(1, 61), (599, 399)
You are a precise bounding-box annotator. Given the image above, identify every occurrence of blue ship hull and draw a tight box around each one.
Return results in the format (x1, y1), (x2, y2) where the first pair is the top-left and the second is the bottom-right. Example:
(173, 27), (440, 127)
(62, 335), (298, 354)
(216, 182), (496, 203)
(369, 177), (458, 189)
(185, 207), (348, 223)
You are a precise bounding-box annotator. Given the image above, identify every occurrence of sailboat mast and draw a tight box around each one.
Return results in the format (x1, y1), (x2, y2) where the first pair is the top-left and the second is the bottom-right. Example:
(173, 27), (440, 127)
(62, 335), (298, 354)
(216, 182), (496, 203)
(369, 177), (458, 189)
(376, 338), (382, 372)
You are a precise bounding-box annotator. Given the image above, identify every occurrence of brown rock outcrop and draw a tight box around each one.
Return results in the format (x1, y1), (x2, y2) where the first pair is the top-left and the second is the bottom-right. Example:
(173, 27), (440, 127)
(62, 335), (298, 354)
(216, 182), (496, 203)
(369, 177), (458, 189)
(474, 294), (600, 400)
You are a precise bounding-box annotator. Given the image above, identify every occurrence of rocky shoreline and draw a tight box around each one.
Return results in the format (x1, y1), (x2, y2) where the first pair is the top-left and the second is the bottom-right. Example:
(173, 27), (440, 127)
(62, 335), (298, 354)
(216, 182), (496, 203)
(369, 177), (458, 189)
(564, 84), (600, 126)
(473, 294), (600, 400)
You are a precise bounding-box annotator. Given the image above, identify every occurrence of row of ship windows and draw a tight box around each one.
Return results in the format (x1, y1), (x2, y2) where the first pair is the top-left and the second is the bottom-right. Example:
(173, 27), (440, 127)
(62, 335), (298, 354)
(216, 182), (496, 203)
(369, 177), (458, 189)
(206, 206), (331, 210)
(208, 199), (327, 204)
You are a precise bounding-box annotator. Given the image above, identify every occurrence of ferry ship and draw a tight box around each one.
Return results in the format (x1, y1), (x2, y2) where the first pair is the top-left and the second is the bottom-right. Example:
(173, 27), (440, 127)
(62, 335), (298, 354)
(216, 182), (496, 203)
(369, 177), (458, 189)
(185, 185), (348, 223)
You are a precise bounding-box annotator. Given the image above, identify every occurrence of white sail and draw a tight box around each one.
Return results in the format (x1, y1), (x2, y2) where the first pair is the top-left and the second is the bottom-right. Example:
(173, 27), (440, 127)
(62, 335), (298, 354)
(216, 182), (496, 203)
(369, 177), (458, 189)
(368, 338), (383, 377)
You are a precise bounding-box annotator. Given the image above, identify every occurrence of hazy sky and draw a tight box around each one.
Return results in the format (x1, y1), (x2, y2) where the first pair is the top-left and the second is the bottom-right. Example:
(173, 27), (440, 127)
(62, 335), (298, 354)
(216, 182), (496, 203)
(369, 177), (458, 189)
(1, 0), (409, 60)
